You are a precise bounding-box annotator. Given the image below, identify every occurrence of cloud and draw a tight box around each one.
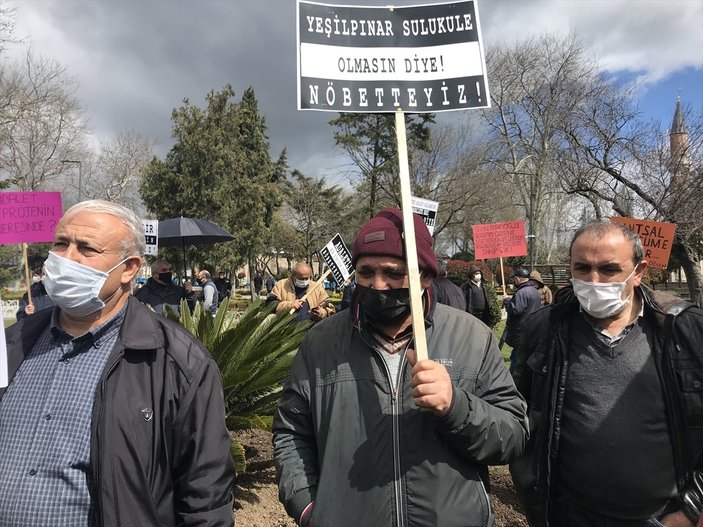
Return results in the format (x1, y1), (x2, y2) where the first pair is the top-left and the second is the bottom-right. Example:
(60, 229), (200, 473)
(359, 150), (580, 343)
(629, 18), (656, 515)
(7, 0), (703, 182)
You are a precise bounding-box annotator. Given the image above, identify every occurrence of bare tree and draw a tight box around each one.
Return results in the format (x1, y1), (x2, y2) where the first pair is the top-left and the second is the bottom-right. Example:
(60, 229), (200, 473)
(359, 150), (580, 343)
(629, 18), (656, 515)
(0, 49), (86, 191)
(484, 33), (598, 266)
(80, 130), (155, 213)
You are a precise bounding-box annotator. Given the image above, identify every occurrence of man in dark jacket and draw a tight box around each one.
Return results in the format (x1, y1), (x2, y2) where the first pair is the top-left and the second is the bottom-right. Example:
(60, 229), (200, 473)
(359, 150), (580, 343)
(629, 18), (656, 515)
(431, 258), (466, 311)
(0, 200), (235, 526)
(464, 264), (495, 326)
(16, 266), (55, 320)
(503, 267), (541, 373)
(510, 222), (703, 527)
(134, 259), (186, 315)
(214, 272), (232, 304)
(273, 208), (527, 527)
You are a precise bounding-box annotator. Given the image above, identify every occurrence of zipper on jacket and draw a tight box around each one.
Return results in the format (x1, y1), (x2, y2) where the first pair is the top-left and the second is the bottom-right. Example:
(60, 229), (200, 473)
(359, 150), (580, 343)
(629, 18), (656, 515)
(91, 351), (123, 527)
(369, 342), (408, 527)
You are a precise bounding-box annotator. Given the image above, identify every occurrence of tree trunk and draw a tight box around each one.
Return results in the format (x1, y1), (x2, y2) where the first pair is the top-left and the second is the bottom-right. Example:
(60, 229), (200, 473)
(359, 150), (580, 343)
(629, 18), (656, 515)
(672, 241), (703, 307)
(248, 255), (256, 299)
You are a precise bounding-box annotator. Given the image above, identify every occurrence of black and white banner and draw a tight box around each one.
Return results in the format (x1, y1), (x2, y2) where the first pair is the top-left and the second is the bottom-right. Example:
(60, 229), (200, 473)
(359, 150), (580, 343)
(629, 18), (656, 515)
(319, 233), (354, 285)
(411, 196), (439, 235)
(297, 0), (489, 113)
(142, 220), (158, 256)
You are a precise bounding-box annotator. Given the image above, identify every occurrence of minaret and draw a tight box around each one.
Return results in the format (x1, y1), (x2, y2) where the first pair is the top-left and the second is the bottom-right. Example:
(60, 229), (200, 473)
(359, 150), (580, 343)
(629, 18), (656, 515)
(669, 96), (691, 177)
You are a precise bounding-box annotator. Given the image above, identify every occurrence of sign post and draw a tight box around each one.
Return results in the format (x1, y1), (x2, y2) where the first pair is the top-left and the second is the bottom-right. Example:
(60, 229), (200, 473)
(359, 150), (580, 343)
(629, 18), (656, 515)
(297, 0), (489, 361)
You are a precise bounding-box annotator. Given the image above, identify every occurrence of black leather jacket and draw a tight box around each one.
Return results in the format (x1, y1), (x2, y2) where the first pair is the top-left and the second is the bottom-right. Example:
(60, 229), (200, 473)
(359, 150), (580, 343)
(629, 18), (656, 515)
(2, 296), (235, 526)
(510, 285), (703, 525)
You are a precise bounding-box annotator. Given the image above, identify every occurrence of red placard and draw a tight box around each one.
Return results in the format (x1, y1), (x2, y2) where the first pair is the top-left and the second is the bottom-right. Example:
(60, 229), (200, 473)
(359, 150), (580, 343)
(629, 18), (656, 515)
(610, 216), (677, 269)
(0, 192), (63, 244)
(472, 220), (527, 260)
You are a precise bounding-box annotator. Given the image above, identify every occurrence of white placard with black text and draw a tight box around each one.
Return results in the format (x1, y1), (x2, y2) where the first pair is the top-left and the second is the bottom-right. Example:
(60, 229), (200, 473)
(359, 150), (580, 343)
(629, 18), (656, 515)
(143, 220), (158, 256)
(411, 196), (439, 235)
(319, 233), (354, 285)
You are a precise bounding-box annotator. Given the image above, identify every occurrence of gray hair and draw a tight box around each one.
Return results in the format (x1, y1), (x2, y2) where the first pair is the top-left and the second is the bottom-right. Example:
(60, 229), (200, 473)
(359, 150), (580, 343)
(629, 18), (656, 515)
(150, 259), (171, 273)
(570, 221), (643, 266)
(61, 200), (145, 258)
(436, 258), (447, 276)
(200, 270), (211, 279)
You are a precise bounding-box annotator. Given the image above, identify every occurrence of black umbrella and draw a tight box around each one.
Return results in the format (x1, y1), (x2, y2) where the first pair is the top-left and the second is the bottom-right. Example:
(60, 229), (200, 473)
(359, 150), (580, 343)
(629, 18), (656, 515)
(157, 217), (234, 281)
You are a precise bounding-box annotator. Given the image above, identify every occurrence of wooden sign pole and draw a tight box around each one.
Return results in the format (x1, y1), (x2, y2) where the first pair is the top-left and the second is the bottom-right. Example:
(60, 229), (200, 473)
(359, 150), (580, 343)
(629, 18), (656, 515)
(289, 268), (332, 314)
(22, 243), (33, 305)
(499, 257), (507, 296)
(396, 109), (429, 362)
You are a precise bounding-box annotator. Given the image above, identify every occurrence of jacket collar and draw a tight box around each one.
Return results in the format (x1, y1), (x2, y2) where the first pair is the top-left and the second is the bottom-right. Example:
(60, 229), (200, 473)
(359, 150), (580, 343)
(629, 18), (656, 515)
(117, 295), (167, 350)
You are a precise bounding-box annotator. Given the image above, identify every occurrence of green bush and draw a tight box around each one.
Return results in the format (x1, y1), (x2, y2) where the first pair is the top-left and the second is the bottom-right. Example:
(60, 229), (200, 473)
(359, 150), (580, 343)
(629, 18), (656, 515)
(164, 298), (310, 474)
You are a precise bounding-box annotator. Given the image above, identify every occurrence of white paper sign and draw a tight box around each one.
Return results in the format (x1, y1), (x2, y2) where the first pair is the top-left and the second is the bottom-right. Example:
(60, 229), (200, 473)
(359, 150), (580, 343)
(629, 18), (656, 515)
(0, 301), (8, 388)
(411, 196), (439, 235)
(143, 220), (159, 256)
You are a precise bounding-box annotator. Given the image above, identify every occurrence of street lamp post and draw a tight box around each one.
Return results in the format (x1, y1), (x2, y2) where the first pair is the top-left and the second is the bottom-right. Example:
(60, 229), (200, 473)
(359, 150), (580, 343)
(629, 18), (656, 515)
(511, 154), (536, 269)
(60, 159), (82, 202)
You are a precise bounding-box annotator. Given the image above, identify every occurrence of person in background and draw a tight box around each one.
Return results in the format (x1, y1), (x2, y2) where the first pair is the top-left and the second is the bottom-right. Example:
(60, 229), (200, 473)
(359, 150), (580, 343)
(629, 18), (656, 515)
(16, 265), (55, 320)
(529, 270), (553, 306)
(431, 258), (466, 311)
(134, 259), (186, 315)
(265, 273), (276, 295)
(511, 221), (703, 527)
(463, 264), (495, 326)
(213, 271), (232, 305)
(273, 208), (527, 527)
(339, 277), (356, 311)
(197, 270), (219, 315)
(269, 263), (335, 323)
(503, 268), (541, 374)
(183, 280), (197, 314)
(1, 199), (234, 526)
(253, 273), (264, 297)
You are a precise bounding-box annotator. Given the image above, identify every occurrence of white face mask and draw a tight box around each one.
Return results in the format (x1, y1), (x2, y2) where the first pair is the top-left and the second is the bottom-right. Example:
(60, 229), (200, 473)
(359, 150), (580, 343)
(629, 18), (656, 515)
(294, 278), (310, 288)
(472, 274), (481, 282)
(570, 266), (637, 319)
(31, 275), (41, 284)
(43, 251), (128, 317)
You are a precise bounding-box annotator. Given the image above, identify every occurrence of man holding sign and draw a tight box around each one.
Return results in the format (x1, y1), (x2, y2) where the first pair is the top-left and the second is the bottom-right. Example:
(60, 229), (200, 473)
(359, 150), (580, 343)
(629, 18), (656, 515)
(511, 222), (703, 527)
(274, 209), (527, 527)
(269, 262), (335, 323)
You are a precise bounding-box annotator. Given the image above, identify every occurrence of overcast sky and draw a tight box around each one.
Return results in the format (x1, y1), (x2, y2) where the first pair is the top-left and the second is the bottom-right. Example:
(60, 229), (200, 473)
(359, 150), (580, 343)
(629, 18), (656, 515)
(8, 0), (703, 183)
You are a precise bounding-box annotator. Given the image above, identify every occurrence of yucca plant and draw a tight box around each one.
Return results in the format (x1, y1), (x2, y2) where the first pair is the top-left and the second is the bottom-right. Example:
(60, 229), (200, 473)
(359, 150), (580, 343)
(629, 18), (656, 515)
(164, 298), (310, 474)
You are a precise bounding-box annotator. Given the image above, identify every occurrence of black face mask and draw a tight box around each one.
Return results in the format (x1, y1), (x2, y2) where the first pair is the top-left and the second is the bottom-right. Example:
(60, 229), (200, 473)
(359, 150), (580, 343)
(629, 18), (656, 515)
(357, 284), (412, 326)
(158, 272), (172, 284)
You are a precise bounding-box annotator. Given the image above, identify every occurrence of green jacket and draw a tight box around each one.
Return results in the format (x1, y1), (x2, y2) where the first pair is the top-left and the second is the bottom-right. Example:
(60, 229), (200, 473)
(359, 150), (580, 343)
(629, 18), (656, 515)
(273, 295), (528, 527)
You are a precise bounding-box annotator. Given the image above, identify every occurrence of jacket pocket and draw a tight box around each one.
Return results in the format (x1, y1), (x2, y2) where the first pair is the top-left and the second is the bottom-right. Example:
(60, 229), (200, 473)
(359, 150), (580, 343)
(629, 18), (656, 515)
(675, 367), (703, 427)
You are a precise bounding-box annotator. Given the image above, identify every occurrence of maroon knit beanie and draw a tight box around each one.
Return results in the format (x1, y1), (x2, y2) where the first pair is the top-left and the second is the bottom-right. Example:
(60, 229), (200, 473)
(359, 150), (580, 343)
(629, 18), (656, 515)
(352, 208), (438, 277)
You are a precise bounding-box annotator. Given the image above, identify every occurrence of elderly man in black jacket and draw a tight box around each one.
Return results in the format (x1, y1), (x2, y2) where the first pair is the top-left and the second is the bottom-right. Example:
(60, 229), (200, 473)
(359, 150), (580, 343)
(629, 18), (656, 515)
(134, 259), (186, 315)
(510, 222), (703, 527)
(1, 200), (234, 526)
(431, 258), (466, 311)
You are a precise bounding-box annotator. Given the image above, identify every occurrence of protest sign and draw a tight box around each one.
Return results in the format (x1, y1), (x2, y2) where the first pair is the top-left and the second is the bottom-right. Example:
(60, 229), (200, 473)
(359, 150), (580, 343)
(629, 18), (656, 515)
(411, 196), (439, 235)
(472, 220), (527, 260)
(319, 233), (354, 285)
(0, 192), (63, 244)
(610, 217), (677, 269)
(143, 220), (159, 256)
(297, 0), (489, 113)
(0, 301), (7, 388)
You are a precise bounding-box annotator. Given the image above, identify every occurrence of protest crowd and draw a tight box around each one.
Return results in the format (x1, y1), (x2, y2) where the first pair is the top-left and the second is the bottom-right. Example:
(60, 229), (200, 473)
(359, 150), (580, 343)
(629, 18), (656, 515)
(1, 1), (702, 526)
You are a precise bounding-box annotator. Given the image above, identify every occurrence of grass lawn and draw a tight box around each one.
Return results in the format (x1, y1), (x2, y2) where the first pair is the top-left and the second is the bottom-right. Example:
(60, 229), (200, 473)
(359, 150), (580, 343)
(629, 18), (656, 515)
(493, 319), (513, 368)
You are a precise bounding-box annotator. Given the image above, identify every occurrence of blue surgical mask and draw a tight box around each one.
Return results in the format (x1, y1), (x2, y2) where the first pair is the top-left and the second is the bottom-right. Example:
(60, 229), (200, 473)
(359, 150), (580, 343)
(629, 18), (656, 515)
(43, 251), (128, 317)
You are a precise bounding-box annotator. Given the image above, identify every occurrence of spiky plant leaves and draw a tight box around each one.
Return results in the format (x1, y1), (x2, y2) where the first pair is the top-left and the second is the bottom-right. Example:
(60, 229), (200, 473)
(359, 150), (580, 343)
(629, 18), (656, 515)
(230, 440), (247, 477)
(165, 298), (310, 428)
